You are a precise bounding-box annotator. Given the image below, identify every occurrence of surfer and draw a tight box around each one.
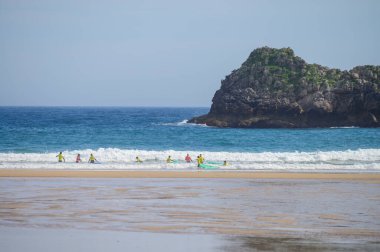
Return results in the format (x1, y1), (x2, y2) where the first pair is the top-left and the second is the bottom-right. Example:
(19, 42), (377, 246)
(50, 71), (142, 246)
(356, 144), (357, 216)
(196, 155), (201, 168)
(223, 160), (228, 166)
(199, 154), (205, 164)
(76, 154), (82, 163)
(185, 154), (192, 163)
(56, 152), (65, 163)
(88, 153), (97, 164)
(136, 156), (143, 163)
(166, 156), (173, 163)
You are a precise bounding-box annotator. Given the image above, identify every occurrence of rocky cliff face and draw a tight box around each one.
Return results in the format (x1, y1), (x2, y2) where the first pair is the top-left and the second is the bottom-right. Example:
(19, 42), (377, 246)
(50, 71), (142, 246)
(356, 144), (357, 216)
(189, 47), (380, 128)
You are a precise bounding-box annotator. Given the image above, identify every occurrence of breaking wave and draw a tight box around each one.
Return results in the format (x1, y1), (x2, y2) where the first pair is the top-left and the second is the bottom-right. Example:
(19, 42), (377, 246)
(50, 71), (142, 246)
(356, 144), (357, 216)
(0, 148), (379, 172)
(155, 120), (209, 127)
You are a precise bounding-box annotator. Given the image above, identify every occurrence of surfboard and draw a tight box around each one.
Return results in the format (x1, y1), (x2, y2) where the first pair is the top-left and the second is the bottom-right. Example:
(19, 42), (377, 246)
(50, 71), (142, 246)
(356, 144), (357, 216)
(166, 160), (179, 164)
(200, 164), (219, 170)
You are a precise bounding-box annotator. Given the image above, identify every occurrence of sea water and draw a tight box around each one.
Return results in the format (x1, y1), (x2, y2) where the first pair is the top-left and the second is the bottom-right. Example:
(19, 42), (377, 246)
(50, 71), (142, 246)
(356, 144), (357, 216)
(0, 107), (379, 171)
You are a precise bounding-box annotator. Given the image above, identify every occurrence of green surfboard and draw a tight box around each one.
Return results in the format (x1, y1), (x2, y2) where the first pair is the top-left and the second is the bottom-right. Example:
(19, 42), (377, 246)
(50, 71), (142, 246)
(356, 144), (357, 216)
(200, 163), (219, 170)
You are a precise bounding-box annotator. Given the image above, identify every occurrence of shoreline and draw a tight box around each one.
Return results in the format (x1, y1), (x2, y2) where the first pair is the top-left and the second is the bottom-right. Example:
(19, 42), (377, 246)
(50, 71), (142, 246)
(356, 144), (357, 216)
(1, 169), (380, 180)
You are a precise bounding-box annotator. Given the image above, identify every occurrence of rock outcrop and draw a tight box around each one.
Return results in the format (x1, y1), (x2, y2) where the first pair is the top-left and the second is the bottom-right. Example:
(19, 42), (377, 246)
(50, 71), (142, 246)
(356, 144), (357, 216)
(189, 47), (380, 128)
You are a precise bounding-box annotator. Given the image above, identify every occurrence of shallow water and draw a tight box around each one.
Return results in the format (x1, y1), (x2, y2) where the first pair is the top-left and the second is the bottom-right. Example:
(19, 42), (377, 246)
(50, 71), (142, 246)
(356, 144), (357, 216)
(1, 178), (379, 246)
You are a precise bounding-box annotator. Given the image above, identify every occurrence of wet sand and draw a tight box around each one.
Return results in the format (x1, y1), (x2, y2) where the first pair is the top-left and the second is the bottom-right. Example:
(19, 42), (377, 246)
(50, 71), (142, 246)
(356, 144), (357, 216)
(1, 175), (380, 251)
(1, 169), (380, 181)
(2, 227), (379, 252)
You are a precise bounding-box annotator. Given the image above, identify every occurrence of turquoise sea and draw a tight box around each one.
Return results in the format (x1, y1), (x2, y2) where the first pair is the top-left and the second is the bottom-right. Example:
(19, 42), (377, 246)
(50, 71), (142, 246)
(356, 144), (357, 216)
(0, 107), (379, 171)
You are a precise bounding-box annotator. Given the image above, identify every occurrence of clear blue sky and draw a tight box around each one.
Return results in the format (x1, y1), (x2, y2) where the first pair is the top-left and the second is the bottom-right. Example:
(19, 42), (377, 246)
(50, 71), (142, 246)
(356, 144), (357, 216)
(0, 0), (379, 106)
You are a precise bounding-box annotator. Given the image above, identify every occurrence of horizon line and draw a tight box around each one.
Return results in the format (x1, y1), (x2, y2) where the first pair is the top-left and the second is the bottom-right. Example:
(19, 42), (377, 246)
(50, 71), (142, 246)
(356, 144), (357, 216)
(0, 105), (210, 108)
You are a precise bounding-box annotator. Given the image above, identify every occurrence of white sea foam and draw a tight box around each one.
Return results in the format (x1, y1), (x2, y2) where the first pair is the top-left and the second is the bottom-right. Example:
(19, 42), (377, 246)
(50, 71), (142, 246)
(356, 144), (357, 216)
(0, 148), (380, 171)
(329, 126), (360, 129)
(155, 120), (209, 127)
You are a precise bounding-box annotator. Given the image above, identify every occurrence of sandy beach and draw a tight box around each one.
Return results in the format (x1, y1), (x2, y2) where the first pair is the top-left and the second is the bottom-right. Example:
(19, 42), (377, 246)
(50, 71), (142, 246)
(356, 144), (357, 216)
(1, 169), (380, 180)
(1, 170), (380, 251)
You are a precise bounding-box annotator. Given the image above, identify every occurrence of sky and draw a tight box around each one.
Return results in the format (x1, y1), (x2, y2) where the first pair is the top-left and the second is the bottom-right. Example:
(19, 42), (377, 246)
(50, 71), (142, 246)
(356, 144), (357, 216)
(0, 0), (379, 107)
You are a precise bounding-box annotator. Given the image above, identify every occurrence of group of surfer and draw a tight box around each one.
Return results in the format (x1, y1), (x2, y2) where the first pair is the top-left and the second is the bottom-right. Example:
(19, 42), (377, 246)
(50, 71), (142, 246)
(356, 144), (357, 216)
(56, 152), (228, 167)
(135, 154), (229, 167)
(56, 152), (97, 163)
(164, 154), (207, 167)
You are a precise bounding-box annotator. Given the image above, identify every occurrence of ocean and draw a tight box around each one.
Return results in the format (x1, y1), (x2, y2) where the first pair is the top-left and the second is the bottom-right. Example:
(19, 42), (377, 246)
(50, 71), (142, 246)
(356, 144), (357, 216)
(0, 107), (379, 171)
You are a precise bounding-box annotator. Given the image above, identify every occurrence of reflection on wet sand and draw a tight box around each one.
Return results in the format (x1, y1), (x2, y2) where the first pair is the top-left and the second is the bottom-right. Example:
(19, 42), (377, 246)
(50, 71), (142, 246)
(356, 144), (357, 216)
(0, 178), (380, 250)
(223, 236), (380, 252)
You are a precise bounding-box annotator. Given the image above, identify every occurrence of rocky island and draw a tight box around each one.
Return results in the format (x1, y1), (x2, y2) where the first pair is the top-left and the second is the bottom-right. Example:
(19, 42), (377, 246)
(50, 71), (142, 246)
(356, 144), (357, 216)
(189, 47), (380, 128)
